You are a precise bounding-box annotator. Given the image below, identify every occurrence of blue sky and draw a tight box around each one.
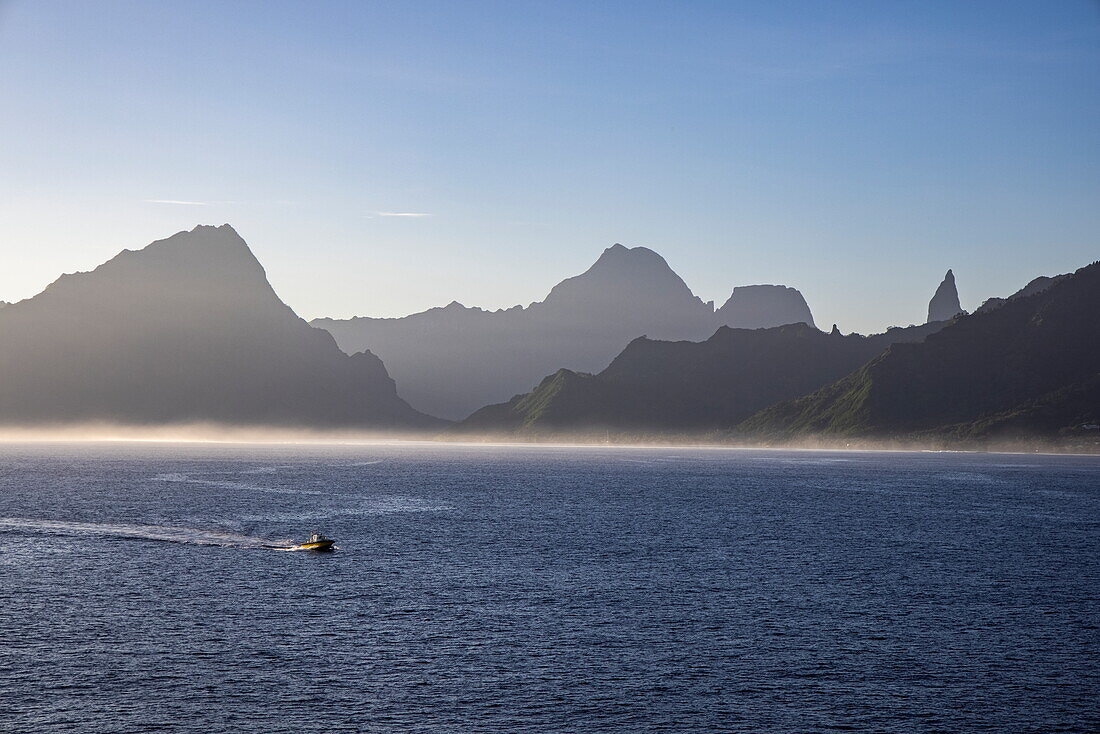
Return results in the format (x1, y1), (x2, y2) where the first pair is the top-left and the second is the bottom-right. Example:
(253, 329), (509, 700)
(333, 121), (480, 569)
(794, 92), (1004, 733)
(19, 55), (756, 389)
(1, 0), (1097, 333)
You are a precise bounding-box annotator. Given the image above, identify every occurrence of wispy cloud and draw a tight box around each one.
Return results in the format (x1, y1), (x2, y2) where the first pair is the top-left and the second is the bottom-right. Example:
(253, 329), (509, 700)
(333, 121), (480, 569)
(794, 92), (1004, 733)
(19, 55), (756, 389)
(144, 199), (212, 206)
(375, 211), (432, 217)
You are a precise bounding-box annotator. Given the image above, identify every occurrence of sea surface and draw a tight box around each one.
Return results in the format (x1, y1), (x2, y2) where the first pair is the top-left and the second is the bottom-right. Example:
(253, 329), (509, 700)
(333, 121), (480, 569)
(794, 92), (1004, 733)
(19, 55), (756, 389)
(1, 442), (1098, 733)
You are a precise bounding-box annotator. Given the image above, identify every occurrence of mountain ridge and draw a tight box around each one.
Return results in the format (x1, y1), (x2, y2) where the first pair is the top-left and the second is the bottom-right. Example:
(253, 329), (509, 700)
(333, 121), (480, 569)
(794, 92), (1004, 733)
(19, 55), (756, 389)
(314, 243), (817, 418)
(455, 320), (947, 434)
(740, 260), (1100, 441)
(0, 225), (441, 431)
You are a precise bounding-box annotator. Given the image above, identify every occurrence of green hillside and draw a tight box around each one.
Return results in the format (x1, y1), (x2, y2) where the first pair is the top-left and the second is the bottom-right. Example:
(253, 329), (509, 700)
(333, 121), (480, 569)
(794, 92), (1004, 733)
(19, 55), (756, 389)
(740, 261), (1100, 441)
(456, 321), (943, 434)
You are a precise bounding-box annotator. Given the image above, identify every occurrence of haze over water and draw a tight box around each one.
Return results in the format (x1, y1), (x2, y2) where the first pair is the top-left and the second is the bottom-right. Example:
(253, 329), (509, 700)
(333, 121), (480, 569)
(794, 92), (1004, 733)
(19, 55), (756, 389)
(2, 442), (1097, 732)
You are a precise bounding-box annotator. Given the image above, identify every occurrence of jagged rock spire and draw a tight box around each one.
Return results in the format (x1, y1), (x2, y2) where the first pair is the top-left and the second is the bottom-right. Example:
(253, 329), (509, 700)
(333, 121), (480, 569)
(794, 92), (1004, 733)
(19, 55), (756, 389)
(927, 269), (962, 323)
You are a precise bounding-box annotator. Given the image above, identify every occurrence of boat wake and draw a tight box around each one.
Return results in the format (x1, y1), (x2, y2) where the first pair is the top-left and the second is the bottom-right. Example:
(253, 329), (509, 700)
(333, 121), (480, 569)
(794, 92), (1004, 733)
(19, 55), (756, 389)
(0, 517), (294, 550)
(151, 472), (321, 495)
(238, 495), (453, 523)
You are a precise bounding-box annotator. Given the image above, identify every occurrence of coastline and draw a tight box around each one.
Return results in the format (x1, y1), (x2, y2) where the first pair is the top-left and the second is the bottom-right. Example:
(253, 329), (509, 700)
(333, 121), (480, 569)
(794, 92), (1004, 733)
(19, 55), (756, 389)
(1, 424), (1098, 457)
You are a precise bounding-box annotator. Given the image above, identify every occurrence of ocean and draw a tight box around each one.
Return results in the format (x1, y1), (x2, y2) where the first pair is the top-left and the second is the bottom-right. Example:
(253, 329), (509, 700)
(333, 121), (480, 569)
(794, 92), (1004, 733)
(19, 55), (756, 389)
(2, 442), (1098, 732)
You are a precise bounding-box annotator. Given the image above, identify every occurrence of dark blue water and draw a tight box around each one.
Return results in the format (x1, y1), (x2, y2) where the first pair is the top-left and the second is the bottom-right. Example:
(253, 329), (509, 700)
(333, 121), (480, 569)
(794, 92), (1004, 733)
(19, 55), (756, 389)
(1, 443), (1098, 733)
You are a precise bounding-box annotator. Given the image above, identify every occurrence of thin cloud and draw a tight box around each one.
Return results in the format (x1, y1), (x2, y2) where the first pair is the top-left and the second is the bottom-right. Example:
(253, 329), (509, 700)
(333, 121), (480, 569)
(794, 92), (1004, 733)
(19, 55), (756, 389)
(144, 199), (212, 206)
(376, 211), (432, 217)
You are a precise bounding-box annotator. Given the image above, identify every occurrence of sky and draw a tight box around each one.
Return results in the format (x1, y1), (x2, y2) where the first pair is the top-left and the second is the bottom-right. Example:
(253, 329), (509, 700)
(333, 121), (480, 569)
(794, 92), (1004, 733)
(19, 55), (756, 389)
(1, 0), (1098, 334)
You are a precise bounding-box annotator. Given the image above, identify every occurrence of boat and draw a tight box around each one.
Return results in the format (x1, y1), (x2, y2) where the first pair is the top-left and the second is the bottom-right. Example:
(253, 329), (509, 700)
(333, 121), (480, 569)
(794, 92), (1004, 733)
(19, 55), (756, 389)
(295, 531), (336, 551)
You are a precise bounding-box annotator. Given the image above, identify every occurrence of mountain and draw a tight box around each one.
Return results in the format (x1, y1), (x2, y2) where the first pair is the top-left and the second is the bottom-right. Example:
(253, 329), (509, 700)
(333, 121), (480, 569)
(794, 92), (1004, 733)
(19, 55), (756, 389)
(715, 285), (815, 329)
(740, 261), (1100, 441)
(531, 243), (715, 339)
(314, 244), (814, 419)
(0, 225), (439, 430)
(455, 321), (943, 435)
(976, 273), (1069, 313)
(927, 269), (962, 323)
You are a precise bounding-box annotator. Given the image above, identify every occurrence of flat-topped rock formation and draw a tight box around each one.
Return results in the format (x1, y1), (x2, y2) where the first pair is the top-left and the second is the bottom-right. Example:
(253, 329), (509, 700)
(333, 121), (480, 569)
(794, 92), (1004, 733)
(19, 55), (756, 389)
(715, 284), (815, 329)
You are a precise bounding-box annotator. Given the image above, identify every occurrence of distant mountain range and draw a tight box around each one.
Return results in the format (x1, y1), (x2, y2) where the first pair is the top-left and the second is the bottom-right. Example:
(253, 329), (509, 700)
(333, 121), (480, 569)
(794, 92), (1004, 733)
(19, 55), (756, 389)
(740, 261), (1100, 443)
(1, 222), (1092, 448)
(455, 321), (945, 435)
(314, 243), (815, 419)
(454, 261), (1098, 446)
(0, 225), (439, 431)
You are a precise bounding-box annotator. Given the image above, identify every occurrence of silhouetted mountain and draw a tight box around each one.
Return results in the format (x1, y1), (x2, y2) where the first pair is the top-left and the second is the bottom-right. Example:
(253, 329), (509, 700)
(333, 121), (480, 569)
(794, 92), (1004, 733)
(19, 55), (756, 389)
(0, 225), (439, 430)
(740, 261), (1100, 441)
(456, 321), (943, 434)
(976, 273), (1069, 313)
(532, 244), (715, 338)
(715, 285), (815, 329)
(927, 269), (962, 323)
(314, 244), (814, 419)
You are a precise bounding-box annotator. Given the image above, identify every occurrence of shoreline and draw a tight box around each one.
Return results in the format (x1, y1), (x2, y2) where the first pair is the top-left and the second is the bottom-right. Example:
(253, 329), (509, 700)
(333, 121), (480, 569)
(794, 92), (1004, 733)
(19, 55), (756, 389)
(0, 429), (1098, 457)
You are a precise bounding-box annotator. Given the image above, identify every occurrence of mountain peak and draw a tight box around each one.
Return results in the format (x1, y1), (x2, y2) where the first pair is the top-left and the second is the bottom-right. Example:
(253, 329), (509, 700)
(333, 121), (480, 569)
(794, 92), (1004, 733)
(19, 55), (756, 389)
(156, 222), (253, 254)
(716, 284), (815, 329)
(592, 242), (665, 268)
(32, 223), (274, 315)
(541, 243), (705, 315)
(927, 268), (962, 323)
(181, 223), (249, 248)
(0, 226), (438, 429)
